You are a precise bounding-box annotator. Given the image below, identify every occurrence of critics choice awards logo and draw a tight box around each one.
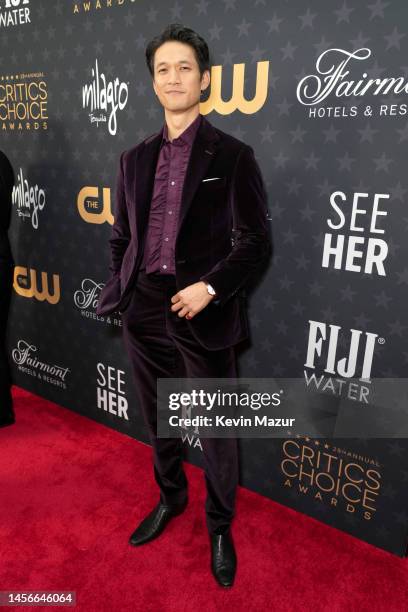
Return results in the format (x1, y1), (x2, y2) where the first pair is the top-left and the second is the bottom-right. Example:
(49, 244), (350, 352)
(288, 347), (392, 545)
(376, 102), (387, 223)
(72, 0), (131, 14)
(281, 439), (381, 520)
(0, 71), (48, 131)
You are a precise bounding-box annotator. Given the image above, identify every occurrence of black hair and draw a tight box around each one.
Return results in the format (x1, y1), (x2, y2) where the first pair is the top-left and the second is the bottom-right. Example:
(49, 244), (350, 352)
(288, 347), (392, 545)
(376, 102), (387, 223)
(145, 23), (210, 78)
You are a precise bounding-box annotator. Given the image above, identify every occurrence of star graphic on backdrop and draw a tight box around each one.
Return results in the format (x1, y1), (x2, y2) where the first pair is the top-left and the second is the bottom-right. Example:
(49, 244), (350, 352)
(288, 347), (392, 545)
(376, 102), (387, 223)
(197, 0), (210, 16)
(374, 290), (393, 308)
(313, 36), (334, 55)
(323, 124), (341, 143)
(272, 151), (290, 169)
(337, 152), (356, 171)
(340, 284), (357, 302)
(304, 152), (320, 170)
(259, 124), (275, 143)
(295, 253), (310, 271)
(384, 27), (405, 50)
(276, 98), (292, 115)
(299, 9), (317, 29)
(373, 153), (393, 172)
(208, 23), (222, 40)
(146, 7), (158, 22)
(266, 13), (283, 33)
(299, 203), (317, 221)
(236, 18), (251, 37)
(367, 0), (389, 20)
(307, 280), (326, 298)
(358, 123), (378, 143)
(350, 31), (371, 48)
(281, 41), (297, 61)
(334, 3), (355, 23)
(220, 47), (236, 66)
(290, 125), (307, 144)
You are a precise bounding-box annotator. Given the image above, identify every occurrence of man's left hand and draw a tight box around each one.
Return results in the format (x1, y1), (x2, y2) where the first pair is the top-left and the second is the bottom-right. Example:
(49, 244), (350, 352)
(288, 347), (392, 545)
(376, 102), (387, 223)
(170, 281), (214, 319)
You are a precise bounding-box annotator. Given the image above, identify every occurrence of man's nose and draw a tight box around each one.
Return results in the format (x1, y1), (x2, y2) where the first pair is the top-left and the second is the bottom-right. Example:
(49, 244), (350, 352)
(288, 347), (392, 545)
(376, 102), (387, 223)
(167, 68), (181, 83)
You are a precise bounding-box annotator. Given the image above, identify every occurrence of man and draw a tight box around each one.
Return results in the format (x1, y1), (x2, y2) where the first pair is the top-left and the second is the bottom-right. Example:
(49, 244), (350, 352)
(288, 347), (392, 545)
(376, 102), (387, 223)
(0, 150), (15, 428)
(96, 23), (271, 587)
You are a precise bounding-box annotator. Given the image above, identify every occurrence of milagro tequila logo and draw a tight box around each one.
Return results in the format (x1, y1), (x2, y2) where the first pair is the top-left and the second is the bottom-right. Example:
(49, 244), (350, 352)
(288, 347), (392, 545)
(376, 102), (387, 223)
(12, 168), (45, 229)
(82, 59), (129, 135)
(297, 48), (408, 118)
(0, 0), (31, 28)
(304, 320), (384, 403)
(12, 339), (70, 389)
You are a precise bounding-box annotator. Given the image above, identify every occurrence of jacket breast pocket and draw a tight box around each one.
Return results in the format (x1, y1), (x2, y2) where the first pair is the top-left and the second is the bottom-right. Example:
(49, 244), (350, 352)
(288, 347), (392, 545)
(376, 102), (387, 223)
(200, 176), (227, 190)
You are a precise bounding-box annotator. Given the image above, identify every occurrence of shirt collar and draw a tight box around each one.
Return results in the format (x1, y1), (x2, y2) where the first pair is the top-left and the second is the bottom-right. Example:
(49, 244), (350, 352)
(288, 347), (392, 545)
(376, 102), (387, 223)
(162, 113), (202, 147)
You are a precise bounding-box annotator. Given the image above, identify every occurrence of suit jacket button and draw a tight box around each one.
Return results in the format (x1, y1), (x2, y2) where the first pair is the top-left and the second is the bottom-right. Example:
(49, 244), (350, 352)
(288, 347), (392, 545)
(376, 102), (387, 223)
(176, 259), (186, 264)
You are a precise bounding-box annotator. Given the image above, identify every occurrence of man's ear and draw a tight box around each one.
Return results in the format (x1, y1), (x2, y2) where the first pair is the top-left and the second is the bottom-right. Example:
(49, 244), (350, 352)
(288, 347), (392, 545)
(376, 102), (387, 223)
(200, 69), (211, 93)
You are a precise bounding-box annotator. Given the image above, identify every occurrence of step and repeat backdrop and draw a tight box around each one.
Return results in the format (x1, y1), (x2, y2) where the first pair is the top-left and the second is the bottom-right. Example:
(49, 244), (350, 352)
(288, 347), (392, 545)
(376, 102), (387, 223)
(2, 1), (407, 556)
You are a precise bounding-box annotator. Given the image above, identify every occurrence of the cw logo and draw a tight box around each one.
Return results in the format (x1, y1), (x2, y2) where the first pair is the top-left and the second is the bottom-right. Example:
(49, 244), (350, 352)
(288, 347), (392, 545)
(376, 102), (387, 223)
(14, 267), (60, 304)
(77, 187), (113, 224)
(200, 61), (269, 115)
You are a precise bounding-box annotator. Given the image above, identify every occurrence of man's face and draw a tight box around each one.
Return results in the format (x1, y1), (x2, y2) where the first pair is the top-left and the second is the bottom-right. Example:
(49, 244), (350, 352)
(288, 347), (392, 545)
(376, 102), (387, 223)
(152, 40), (210, 112)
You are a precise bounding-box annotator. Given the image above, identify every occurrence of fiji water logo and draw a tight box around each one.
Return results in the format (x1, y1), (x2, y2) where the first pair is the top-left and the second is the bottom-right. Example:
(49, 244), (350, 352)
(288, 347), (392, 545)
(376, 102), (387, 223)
(304, 320), (385, 403)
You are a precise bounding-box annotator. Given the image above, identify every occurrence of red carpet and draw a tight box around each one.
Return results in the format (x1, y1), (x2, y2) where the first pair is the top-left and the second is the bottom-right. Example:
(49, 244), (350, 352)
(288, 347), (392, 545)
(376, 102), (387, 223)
(0, 386), (407, 611)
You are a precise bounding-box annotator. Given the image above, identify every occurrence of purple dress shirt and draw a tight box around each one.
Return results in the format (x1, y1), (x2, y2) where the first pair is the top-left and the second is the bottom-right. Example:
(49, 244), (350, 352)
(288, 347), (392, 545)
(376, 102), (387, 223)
(140, 113), (202, 275)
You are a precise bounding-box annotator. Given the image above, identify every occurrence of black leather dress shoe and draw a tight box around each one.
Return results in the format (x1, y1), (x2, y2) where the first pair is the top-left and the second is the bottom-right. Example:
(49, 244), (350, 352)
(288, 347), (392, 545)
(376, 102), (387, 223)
(129, 501), (187, 546)
(210, 530), (237, 587)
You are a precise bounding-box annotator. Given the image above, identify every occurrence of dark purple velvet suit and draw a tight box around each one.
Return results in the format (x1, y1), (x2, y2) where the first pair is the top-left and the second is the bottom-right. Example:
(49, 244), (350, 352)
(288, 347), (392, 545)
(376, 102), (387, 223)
(96, 114), (271, 350)
(96, 115), (271, 535)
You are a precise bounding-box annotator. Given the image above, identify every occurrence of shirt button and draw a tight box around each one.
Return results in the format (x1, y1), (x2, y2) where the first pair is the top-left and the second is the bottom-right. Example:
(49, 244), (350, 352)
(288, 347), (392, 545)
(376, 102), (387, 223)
(171, 181), (175, 185)
(164, 237), (169, 241)
(162, 264), (167, 269)
(168, 210), (173, 215)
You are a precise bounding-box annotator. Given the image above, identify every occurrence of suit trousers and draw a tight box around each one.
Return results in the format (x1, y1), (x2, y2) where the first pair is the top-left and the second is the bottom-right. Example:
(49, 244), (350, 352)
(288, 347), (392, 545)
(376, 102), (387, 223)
(0, 260), (14, 416)
(121, 268), (239, 535)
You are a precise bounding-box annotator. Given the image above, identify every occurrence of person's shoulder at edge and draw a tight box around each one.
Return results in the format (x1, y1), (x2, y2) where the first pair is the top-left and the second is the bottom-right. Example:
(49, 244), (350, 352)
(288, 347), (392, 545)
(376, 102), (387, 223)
(119, 129), (162, 166)
(208, 122), (255, 161)
(0, 149), (14, 179)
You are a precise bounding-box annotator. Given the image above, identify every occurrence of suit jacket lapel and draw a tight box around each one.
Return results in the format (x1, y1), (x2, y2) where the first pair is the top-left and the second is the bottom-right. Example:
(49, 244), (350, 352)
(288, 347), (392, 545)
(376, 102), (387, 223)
(177, 115), (220, 234)
(134, 128), (163, 244)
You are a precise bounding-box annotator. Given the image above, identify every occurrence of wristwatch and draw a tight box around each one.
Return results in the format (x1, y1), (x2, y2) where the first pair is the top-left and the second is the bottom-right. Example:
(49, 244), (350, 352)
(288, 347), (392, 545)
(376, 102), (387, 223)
(205, 282), (217, 297)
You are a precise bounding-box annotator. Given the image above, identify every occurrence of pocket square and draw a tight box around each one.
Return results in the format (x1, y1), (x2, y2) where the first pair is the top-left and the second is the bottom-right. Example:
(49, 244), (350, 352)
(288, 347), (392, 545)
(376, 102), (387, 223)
(202, 177), (222, 182)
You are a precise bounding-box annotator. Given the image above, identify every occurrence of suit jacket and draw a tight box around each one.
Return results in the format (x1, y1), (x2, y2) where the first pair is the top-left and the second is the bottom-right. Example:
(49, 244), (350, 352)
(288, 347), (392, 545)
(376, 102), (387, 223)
(96, 114), (271, 350)
(0, 150), (14, 265)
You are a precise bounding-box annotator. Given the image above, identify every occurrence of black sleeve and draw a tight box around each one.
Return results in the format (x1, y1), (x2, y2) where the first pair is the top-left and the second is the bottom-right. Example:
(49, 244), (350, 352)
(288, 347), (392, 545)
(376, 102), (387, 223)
(0, 150), (15, 232)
